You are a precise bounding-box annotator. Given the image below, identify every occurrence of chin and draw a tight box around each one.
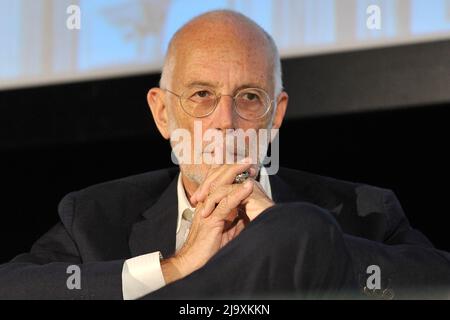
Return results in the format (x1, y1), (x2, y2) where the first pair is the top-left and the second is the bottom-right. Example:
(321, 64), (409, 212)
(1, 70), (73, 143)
(180, 165), (209, 185)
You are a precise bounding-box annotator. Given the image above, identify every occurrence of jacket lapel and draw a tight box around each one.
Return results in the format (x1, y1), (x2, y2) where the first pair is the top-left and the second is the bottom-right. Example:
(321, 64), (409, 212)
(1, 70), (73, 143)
(128, 171), (179, 258)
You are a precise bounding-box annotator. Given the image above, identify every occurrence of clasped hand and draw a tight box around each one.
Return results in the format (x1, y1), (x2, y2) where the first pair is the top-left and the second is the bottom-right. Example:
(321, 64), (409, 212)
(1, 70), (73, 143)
(161, 159), (274, 283)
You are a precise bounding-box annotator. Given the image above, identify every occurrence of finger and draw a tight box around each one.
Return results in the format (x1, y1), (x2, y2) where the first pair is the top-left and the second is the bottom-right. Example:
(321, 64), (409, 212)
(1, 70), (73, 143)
(191, 160), (251, 204)
(191, 159), (252, 205)
(202, 179), (256, 218)
(233, 219), (246, 237)
(201, 184), (255, 218)
(200, 184), (235, 218)
(211, 180), (253, 221)
(221, 216), (246, 248)
(248, 166), (257, 178)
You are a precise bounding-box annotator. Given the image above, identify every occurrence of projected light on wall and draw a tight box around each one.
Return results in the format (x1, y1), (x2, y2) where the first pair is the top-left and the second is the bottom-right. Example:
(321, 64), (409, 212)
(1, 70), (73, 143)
(0, 0), (449, 90)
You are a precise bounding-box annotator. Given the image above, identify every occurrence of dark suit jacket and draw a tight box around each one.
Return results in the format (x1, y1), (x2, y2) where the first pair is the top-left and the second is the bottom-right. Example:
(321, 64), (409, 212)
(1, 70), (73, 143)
(0, 167), (449, 299)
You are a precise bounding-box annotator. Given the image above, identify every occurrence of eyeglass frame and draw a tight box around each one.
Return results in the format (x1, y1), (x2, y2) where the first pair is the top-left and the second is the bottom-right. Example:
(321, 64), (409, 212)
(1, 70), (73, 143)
(162, 87), (274, 121)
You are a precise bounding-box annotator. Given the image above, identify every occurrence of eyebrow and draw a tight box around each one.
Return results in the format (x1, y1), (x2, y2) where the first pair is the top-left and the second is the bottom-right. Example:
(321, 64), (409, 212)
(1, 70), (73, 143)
(183, 81), (267, 93)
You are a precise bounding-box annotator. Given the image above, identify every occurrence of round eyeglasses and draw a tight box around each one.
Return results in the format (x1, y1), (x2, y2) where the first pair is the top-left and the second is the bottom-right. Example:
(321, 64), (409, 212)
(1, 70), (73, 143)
(164, 86), (273, 120)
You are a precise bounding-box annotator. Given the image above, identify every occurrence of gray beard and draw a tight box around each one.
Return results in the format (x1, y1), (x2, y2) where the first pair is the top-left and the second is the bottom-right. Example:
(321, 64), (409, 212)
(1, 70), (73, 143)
(182, 169), (205, 185)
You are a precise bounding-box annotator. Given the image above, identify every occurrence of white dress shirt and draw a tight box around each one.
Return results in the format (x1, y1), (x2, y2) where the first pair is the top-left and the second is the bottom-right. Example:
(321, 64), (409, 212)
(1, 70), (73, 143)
(122, 167), (272, 300)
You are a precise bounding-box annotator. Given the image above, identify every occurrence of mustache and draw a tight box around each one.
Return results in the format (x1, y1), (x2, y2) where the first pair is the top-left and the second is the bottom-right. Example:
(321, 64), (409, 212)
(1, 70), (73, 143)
(171, 126), (272, 164)
(201, 133), (250, 158)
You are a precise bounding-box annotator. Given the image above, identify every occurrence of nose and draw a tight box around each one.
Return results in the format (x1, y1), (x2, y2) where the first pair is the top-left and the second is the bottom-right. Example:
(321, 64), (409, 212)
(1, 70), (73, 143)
(211, 95), (235, 130)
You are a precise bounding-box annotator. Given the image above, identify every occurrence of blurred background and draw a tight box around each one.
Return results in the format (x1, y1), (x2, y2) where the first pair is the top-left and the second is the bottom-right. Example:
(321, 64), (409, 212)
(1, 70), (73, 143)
(0, 0), (449, 262)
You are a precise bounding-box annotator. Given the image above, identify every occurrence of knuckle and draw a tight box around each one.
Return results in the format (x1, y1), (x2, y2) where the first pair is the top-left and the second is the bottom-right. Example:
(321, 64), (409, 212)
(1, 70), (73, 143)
(209, 181), (218, 194)
(206, 165), (217, 177)
(226, 184), (235, 194)
(217, 196), (229, 210)
(236, 182), (250, 194)
(202, 199), (210, 212)
(215, 185), (228, 195)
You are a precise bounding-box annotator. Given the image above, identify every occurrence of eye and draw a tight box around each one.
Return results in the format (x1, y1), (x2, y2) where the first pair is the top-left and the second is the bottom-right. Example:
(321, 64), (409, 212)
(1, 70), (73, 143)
(194, 90), (212, 98)
(242, 92), (259, 101)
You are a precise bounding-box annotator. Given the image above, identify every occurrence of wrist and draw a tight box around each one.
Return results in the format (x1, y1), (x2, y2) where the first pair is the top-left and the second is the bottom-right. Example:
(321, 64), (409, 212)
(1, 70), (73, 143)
(246, 199), (275, 221)
(160, 257), (184, 284)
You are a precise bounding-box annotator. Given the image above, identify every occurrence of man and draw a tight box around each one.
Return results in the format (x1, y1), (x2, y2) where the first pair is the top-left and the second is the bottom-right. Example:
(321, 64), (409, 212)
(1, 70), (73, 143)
(0, 10), (449, 300)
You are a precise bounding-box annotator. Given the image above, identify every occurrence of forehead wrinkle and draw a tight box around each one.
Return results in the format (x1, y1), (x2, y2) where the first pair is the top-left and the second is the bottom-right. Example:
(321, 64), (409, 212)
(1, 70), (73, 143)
(175, 49), (271, 90)
(182, 80), (270, 94)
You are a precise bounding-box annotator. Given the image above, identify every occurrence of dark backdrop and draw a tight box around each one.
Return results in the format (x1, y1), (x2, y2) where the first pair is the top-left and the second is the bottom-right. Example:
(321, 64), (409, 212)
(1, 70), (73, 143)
(1, 40), (449, 263)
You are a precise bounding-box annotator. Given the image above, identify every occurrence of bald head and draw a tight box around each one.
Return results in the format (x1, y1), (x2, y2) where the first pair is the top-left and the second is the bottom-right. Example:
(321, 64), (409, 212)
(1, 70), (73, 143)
(160, 10), (282, 96)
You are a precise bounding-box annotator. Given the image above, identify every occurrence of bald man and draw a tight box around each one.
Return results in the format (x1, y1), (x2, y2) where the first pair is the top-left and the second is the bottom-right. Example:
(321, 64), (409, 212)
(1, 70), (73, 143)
(1, 10), (449, 300)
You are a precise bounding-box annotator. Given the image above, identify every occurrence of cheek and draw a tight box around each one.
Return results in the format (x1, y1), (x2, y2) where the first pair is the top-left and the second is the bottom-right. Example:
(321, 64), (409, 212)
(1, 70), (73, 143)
(237, 118), (272, 132)
(174, 110), (191, 129)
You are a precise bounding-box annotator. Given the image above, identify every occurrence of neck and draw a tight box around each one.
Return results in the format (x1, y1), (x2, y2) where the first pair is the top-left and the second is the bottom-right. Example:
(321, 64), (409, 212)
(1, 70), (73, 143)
(181, 172), (199, 207)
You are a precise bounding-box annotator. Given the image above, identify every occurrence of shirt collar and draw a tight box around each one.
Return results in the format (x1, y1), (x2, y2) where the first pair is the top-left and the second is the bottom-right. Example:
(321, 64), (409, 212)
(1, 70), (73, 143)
(176, 173), (195, 233)
(176, 167), (273, 233)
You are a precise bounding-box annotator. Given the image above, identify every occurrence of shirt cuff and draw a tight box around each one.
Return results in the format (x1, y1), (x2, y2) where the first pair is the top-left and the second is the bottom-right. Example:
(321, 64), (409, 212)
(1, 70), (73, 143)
(122, 251), (166, 300)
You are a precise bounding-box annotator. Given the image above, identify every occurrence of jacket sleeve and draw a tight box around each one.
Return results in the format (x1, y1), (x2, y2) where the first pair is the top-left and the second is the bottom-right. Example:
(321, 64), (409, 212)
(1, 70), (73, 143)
(345, 189), (450, 299)
(382, 190), (435, 247)
(0, 193), (125, 300)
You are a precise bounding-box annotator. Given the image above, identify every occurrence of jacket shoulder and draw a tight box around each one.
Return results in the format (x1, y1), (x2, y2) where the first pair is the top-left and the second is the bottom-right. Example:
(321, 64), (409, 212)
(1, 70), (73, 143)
(57, 167), (178, 230)
(276, 167), (407, 242)
(277, 166), (392, 199)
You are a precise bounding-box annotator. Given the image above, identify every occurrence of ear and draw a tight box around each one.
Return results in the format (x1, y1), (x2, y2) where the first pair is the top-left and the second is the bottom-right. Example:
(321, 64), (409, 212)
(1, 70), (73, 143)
(271, 91), (288, 130)
(147, 88), (170, 140)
